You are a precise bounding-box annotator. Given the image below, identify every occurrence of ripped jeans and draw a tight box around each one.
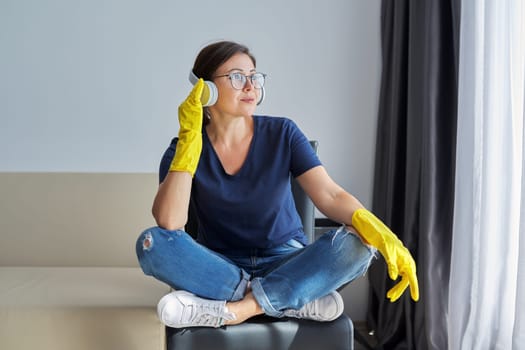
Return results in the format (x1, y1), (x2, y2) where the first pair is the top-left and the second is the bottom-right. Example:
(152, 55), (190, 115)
(136, 227), (375, 317)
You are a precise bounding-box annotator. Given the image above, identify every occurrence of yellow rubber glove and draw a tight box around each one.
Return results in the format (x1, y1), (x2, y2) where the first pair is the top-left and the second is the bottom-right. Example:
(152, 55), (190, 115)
(169, 79), (205, 176)
(352, 208), (419, 302)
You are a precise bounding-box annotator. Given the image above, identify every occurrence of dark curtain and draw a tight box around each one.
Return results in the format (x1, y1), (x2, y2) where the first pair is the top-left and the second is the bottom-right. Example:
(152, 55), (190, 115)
(367, 1), (460, 349)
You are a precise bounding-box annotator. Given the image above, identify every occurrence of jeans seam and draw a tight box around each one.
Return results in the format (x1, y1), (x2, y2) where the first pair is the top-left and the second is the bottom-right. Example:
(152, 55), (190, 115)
(250, 277), (282, 317)
(231, 269), (251, 301)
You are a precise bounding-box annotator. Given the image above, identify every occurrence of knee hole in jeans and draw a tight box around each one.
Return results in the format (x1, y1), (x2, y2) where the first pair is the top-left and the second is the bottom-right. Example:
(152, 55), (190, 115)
(142, 232), (153, 251)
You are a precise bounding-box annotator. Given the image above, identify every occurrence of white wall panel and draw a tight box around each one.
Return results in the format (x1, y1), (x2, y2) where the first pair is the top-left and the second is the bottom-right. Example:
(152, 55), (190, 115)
(1, 0), (381, 205)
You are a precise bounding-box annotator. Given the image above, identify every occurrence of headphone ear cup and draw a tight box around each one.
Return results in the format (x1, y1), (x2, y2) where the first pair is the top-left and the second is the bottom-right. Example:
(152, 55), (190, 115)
(203, 81), (218, 107)
(257, 87), (265, 105)
(189, 70), (218, 106)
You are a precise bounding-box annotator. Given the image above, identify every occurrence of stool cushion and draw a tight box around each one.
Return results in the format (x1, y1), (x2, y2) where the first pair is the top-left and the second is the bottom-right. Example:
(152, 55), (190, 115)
(167, 314), (354, 350)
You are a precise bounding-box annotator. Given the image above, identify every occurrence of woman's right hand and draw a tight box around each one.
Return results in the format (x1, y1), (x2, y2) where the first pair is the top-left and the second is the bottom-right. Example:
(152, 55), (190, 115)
(169, 79), (205, 176)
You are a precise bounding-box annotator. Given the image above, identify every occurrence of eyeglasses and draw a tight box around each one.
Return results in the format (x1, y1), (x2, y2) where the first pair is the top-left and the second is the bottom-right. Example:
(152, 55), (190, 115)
(214, 72), (266, 90)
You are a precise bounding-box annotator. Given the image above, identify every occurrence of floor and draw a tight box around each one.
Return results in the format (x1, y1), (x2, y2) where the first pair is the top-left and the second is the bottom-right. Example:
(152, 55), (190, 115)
(354, 321), (377, 350)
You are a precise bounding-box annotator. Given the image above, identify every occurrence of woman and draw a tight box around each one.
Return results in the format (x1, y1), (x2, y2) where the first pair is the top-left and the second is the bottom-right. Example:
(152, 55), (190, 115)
(136, 40), (419, 328)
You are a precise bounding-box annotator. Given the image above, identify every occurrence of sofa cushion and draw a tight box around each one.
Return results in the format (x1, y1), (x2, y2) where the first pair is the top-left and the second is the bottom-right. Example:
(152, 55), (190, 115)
(0, 267), (169, 307)
(0, 172), (157, 267)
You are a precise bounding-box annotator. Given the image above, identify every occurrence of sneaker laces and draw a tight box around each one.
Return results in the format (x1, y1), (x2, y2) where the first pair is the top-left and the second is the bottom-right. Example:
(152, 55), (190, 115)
(182, 302), (235, 327)
(286, 299), (319, 319)
(282, 291), (343, 322)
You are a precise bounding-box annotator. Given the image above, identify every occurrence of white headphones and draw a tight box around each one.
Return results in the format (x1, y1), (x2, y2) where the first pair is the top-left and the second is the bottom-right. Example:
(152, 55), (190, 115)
(188, 70), (265, 106)
(188, 71), (218, 107)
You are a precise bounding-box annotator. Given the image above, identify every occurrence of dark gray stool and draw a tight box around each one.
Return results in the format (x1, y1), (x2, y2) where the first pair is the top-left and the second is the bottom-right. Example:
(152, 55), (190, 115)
(167, 314), (354, 350)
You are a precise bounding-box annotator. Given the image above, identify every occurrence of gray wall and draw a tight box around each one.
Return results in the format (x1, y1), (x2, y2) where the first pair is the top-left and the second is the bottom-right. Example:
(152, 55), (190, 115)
(0, 0), (381, 321)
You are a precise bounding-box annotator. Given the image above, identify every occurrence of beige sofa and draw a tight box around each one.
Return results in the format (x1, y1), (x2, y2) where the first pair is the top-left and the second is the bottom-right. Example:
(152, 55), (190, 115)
(0, 173), (170, 350)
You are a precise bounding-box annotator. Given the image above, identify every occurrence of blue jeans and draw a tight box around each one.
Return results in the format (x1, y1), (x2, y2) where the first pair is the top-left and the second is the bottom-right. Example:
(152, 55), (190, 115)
(136, 226), (375, 317)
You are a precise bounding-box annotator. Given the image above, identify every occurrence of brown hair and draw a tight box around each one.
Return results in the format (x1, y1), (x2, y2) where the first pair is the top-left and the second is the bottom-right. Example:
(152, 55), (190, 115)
(192, 41), (256, 80)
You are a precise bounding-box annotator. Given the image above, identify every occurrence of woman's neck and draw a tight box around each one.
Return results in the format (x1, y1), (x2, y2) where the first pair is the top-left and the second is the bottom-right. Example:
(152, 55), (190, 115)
(204, 114), (254, 175)
(206, 114), (253, 147)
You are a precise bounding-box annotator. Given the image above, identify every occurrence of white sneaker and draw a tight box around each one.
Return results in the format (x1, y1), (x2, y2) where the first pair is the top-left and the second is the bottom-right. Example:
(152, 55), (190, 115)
(283, 291), (344, 322)
(157, 290), (236, 328)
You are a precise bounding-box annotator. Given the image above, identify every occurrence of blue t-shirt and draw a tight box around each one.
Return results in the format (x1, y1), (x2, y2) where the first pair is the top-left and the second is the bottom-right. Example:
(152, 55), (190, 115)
(159, 115), (321, 251)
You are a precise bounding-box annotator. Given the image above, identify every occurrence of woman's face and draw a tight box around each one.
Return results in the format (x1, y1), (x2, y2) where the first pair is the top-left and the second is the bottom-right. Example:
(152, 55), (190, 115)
(209, 53), (260, 118)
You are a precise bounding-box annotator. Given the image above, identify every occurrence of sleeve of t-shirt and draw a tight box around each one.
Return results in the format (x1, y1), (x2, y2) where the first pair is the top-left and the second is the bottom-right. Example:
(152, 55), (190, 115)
(158, 137), (178, 184)
(287, 119), (322, 178)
